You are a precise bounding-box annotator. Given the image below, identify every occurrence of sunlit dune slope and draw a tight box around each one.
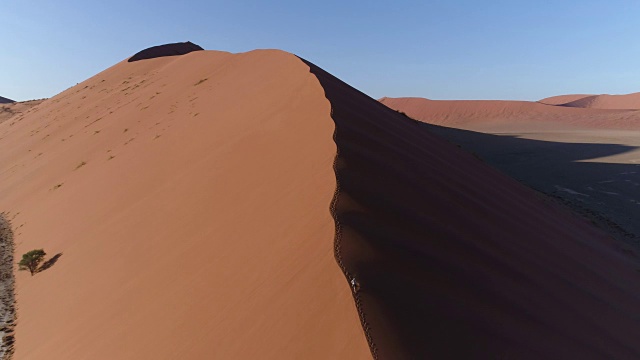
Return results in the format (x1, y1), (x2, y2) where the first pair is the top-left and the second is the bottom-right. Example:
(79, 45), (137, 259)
(327, 78), (640, 358)
(380, 96), (640, 130)
(0, 49), (370, 359)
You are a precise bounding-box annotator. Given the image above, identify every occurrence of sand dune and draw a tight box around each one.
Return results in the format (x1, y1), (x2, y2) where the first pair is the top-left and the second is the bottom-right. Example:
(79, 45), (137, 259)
(3, 47), (640, 359)
(380, 96), (640, 130)
(538, 94), (593, 105)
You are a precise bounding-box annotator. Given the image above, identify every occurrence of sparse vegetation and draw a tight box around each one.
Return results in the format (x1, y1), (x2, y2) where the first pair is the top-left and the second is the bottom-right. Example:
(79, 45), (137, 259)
(18, 249), (46, 276)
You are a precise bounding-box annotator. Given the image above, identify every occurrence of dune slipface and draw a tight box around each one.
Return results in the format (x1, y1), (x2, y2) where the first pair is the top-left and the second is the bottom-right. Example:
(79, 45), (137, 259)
(0, 97), (14, 104)
(0, 50), (369, 359)
(316, 70), (640, 358)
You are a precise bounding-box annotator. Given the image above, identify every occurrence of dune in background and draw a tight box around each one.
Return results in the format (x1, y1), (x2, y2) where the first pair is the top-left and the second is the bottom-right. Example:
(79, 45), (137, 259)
(538, 94), (593, 105)
(0, 97), (13, 104)
(0, 100), (46, 125)
(0, 48), (369, 359)
(3, 45), (640, 359)
(539, 92), (640, 110)
(380, 96), (640, 131)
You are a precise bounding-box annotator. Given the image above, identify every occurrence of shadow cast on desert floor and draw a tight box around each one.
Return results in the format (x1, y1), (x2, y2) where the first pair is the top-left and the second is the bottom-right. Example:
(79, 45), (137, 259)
(423, 123), (640, 246)
(37, 253), (63, 273)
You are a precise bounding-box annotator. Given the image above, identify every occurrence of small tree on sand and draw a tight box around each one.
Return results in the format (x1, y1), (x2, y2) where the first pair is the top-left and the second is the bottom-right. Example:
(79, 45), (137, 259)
(18, 249), (47, 276)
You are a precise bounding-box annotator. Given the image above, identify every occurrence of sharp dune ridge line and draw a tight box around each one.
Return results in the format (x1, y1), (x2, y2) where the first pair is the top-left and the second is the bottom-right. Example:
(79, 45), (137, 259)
(2, 46), (640, 359)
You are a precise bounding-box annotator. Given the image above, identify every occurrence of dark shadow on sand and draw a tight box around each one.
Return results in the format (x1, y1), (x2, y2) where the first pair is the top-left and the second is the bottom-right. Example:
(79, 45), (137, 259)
(423, 123), (640, 245)
(302, 56), (640, 359)
(37, 253), (63, 273)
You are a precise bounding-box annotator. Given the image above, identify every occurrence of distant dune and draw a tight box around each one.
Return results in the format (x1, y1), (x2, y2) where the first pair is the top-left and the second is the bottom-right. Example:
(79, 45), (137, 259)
(0, 96), (14, 104)
(3, 48), (640, 359)
(538, 94), (593, 105)
(380, 96), (640, 130)
(539, 92), (640, 109)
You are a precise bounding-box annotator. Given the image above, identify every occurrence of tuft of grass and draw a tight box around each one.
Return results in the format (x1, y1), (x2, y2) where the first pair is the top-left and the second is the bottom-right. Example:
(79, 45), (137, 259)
(194, 78), (208, 86)
(75, 161), (87, 170)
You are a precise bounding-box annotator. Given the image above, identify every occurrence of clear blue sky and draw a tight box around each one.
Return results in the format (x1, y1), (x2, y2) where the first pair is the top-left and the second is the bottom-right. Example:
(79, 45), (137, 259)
(3, 0), (640, 101)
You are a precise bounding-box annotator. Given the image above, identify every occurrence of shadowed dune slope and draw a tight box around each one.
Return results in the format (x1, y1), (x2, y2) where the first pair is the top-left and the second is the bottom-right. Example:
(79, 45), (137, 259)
(315, 68), (640, 358)
(0, 96), (14, 104)
(380, 96), (640, 130)
(0, 50), (370, 359)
